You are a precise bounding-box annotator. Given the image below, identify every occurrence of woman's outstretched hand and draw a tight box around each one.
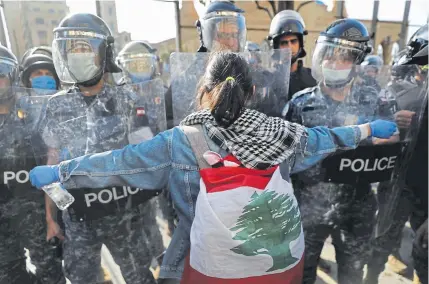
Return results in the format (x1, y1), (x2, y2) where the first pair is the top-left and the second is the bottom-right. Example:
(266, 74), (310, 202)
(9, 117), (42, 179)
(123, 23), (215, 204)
(368, 120), (398, 139)
(29, 165), (60, 189)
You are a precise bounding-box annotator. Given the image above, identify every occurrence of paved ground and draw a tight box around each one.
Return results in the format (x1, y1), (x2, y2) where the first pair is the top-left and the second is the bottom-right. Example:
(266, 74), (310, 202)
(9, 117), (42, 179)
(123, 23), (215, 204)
(315, 225), (415, 284)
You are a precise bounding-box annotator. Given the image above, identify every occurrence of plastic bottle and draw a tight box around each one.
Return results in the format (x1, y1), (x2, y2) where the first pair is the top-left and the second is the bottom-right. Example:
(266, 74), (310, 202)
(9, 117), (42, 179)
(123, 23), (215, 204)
(41, 182), (75, 210)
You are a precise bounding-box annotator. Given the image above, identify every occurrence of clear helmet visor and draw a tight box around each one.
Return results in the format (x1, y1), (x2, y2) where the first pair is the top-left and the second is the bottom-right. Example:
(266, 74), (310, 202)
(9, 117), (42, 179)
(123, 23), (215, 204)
(312, 41), (365, 86)
(118, 53), (157, 83)
(0, 57), (17, 97)
(201, 12), (246, 52)
(52, 32), (106, 84)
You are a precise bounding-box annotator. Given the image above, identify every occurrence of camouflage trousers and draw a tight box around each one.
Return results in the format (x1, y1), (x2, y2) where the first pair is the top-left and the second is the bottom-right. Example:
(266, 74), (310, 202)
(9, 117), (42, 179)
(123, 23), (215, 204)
(62, 203), (160, 284)
(0, 197), (65, 284)
(298, 187), (377, 284)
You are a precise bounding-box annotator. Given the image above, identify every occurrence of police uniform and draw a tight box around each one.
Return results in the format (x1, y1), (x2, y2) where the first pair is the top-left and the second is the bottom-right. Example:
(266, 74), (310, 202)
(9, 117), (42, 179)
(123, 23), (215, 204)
(285, 85), (379, 284)
(288, 61), (317, 101)
(0, 105), (65, 284)
(42, 85), (158, 284)
(271, 60), (317, 117)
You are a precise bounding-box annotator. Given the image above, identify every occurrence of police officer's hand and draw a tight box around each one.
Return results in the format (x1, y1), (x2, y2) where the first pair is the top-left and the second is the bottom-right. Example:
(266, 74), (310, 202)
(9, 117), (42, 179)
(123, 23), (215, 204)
(414, 218), (428, 251)
(29, 165), (60, 189)
(394, 110), (415, 129)
(46, 220), (64, 242)
(372, 134), (400, 145)
(368, 120), (398, 139)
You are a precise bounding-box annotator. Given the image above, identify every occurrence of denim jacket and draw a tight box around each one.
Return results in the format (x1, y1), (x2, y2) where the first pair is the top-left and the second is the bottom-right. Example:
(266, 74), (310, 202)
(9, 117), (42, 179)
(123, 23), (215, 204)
(57, 124), (366, 279)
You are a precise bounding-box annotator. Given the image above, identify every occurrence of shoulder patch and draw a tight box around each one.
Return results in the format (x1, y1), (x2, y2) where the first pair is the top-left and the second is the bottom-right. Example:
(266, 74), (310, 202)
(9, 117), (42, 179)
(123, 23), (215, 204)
(291, 86), (318, 101)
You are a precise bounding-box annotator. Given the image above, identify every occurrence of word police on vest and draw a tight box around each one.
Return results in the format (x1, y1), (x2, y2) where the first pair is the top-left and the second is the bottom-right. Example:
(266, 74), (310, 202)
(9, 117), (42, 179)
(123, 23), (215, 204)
(84, 186), (144, 207)
(339, 156), (397, 172)
(4, 170), (30, 184)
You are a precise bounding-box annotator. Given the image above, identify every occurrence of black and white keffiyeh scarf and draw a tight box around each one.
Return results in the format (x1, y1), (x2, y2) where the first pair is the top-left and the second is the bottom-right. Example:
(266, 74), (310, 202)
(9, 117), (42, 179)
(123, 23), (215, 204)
(180, 108), (307, 169)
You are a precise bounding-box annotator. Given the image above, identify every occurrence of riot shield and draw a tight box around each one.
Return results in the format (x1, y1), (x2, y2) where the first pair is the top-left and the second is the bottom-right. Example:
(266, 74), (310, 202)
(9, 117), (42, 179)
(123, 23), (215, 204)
(127, 78), (167, 144)
(0, 88), (66, 283)
(27, 84), (168, 284)
(170, 49), (291, 125)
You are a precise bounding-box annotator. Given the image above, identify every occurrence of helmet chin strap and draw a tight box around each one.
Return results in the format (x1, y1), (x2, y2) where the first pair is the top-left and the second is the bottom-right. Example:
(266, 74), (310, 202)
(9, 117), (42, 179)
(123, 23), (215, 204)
(77, 71), (104, 88)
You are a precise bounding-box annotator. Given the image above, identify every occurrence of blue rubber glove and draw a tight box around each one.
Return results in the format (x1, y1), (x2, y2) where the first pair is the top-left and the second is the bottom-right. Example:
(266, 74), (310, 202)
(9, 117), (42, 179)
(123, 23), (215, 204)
(29, 165), (60, 189)
(369, 120), (398, 139)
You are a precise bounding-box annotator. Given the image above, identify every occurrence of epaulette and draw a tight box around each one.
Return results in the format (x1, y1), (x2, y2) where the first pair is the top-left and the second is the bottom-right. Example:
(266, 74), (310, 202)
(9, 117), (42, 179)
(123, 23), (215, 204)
(290, 86), (318, 101)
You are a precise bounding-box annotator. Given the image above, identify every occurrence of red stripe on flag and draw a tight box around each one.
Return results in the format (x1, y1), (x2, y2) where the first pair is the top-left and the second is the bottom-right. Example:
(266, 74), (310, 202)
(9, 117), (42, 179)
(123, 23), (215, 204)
(200, 166), (277, 193)
(181, 254), (304, 284)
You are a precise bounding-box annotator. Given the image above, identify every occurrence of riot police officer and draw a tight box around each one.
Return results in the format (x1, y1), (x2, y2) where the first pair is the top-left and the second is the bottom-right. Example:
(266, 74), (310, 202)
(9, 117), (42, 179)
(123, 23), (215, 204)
(366, 24), (428, 284)
(284, 19), (377, 284)
(42, 13), (157, 283)
(0, 46), (65, 283)
(401, 25), (428, 284)
(359, 55), (383, 93)
(116, 39), (176, 265)
(244, 41), (262, 68)
(166, 0), (247, 128)
(195, 0), (246, 53)
(116, 40), (160, 85)
(267, 10), (316, 107)
(20, 46), (60, 94)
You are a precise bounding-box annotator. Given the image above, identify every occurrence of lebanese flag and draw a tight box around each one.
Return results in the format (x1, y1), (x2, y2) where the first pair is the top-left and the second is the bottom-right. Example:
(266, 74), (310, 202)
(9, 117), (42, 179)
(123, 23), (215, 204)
(181, 155), (305, 284)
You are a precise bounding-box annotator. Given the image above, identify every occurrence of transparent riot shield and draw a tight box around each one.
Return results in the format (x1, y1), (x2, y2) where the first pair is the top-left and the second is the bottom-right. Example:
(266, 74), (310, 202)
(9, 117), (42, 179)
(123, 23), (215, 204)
(127, 78), (167, 144)
(27, 84), (168, 284)
(170, 49), (291, 126)
(0, 88), (66, 283)
(283, 65), (427, 280)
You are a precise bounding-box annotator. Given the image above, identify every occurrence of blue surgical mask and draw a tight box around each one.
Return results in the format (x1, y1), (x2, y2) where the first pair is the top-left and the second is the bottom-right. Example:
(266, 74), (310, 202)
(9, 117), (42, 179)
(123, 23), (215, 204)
(31, 76), (57, 94)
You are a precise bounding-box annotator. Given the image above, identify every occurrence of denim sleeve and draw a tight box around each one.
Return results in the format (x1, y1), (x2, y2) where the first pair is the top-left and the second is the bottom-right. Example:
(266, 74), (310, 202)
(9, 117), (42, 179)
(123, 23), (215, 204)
(291, 125), (362, 174)
(57, 129), (173, 191)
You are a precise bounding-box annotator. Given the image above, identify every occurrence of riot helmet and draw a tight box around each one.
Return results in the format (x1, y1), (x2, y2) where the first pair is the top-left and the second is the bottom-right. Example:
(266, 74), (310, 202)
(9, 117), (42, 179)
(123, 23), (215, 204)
(116, 40), (158, 84)
(397, 24), (428, 66)
(20, 46), (59, 91)
(0, 46), (19, 104)
(360, 55), (383, 78)
(245, 41), (260, 52)
(52, 13), (121, 87)
(196, 1), (246, 52)
(20, 46), (53, 64)
(312, 19), (372, 88)
(267, 10), (308, 63)
(244, 41), (262, 67)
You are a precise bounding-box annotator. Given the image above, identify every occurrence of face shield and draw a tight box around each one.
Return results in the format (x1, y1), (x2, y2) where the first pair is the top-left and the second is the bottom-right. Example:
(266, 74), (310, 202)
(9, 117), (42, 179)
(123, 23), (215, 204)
(358, 62), (379, 81)
(52, 30), (106, 84)
(201, 11), (246, 52)
(118, 53), (157, 84)
(312, 37), (367, 87)
(0, 57), (17, 98)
